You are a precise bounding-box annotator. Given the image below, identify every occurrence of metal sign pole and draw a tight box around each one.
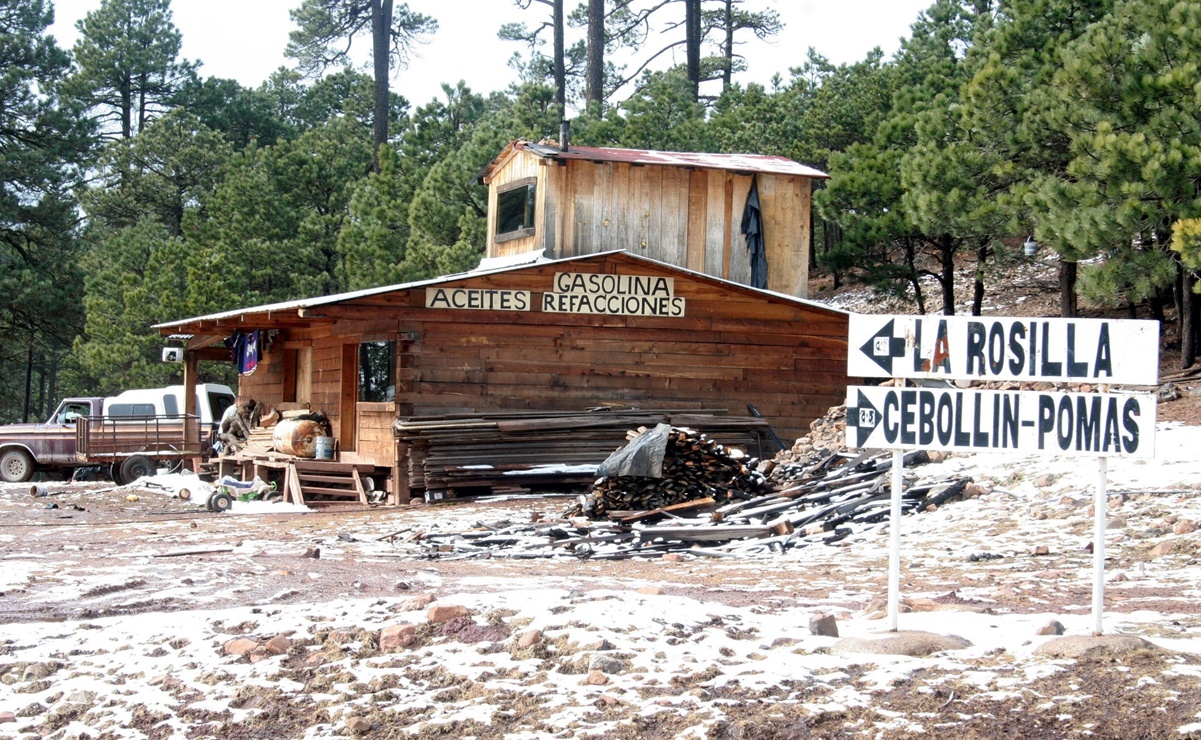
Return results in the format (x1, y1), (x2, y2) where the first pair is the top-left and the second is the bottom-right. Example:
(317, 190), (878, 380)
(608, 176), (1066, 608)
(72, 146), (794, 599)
(1092, 456), (1108, 636)
(888, 448), (903, 632)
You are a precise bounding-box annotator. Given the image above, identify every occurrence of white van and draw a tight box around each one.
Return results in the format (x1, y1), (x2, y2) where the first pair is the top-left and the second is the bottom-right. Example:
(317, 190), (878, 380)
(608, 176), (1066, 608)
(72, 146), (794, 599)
(103, 384), (237, 427)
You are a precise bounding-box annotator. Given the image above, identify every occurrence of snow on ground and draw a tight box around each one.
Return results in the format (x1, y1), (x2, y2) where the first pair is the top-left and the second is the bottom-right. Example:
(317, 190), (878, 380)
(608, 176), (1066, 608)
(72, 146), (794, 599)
(2, 423), (1201, 738)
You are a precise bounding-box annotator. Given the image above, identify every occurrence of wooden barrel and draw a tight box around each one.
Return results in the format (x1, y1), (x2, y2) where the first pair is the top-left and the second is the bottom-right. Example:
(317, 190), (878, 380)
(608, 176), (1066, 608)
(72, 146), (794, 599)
(272, 418), (327, 458)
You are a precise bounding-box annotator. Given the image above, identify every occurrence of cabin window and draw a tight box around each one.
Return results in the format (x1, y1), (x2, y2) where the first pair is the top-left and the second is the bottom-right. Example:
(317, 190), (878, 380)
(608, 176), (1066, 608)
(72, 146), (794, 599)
(496, 178), (536, 240)
(359, 340), (395, 403)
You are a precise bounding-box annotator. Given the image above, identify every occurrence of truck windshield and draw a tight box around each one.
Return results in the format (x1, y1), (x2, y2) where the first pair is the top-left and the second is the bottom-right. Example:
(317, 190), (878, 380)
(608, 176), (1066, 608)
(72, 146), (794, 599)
(56, 403), (92, 424)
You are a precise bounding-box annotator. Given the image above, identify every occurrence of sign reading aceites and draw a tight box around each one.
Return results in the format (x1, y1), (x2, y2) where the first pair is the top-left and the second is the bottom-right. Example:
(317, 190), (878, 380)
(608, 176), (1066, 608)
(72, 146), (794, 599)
(846, 386), (1155, 458)
(848, 315), (1159, 385)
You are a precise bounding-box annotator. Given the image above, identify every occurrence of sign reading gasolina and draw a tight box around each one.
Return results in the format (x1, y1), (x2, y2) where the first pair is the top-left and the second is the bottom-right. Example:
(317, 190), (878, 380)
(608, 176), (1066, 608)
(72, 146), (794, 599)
(425, 273), (685, 317)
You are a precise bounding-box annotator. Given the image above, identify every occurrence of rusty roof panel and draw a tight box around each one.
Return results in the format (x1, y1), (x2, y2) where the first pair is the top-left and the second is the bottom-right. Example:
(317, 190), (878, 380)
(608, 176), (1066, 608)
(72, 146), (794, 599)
(518, 141), (828, 179)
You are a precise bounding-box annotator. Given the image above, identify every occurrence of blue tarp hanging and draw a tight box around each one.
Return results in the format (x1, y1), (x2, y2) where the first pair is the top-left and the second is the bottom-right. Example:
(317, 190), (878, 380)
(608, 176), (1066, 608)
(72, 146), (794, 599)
(741, 176), (766, 289)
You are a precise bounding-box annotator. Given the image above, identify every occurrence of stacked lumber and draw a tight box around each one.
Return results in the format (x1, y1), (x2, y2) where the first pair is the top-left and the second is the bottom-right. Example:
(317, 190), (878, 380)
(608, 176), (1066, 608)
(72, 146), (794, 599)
(394, 447), (970, 560)
(393, 409), (774, 497)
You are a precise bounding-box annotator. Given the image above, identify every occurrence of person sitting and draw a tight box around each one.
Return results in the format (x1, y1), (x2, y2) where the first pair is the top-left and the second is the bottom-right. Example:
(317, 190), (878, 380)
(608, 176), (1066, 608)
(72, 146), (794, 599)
(217, 399), (257, 456)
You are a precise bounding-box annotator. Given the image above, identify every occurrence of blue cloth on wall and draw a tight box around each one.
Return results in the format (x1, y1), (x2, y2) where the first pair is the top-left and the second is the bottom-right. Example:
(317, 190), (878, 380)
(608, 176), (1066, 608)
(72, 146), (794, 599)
(225, 330), (261, 375)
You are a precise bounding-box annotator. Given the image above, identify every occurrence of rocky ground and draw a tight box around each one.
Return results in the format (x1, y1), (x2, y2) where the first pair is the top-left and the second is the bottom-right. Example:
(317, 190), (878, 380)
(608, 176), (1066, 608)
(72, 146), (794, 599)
(4, 415), (1201, 739)
(4, 254), (1201, 739)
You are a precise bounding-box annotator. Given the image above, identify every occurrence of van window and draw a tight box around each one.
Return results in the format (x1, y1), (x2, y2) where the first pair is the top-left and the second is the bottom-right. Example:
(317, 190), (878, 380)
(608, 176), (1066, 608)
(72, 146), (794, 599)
(108, 403), (157, 417)
(163, 395), (179, 416)
(209, 392), (235, 420)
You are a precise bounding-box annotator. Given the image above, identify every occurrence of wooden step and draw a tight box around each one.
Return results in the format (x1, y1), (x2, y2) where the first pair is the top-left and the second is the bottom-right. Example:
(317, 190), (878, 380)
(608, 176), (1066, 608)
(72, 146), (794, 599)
(296, 473), (357, 485)
(282, 462), (372, 506)
(300, 485), (359, 498)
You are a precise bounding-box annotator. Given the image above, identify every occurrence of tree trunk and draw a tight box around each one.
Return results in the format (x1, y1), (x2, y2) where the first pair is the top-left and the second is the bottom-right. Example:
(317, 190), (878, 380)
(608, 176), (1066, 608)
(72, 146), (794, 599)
(121, 75), (132, 139)
(22, 339), (33, 424)
(137, 73), (148, 135)
(685, 0), (701, 101)
(722, 0), (734, 89)
(905, 238), (926, 315)
(46, 354), (58, 424)
(971, 245), (987, 316)
(1149, 288), (1166, 324)
(1175, 261), (1185, 346)
(1184, 269), (1198, 369)
(552, 0), (565, 117)
(371, 0), (394, 170)
(939, 235), (956, 315)
(585, 0), (604, 111)
(1059, 260), (1077, 318)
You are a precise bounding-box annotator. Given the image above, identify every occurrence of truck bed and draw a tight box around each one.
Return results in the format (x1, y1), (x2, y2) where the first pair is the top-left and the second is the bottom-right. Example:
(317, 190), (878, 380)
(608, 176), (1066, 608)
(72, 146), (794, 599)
(76, 415), (210, 461)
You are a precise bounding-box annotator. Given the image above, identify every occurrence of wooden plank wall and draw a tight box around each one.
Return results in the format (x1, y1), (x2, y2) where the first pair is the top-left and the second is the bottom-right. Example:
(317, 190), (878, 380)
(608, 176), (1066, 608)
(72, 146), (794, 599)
(525, 159), (808, 297)
(226, 255), (842, 475)
(356, 404), (396, 462)
(487, 153), (545, 258)
(760, 174), (811, 299)
(392, 258), (846, 445)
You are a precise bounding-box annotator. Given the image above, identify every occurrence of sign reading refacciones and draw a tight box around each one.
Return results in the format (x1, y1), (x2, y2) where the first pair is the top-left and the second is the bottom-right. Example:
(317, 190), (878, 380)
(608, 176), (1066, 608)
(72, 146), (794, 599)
(542, 272), (685, 317)
(845, 385), (1155, 458)
(848, 315), (1159, 385)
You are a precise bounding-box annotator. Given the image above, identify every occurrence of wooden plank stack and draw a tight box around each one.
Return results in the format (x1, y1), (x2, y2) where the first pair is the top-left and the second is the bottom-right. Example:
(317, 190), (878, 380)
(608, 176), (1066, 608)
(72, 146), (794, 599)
(393, 445), (972, 560)
(393, 408), (775, 498)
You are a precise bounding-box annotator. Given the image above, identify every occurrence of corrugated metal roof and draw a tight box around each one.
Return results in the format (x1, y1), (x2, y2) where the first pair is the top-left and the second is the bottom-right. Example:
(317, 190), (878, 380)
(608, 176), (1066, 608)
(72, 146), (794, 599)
(517, 141), (829, 179)
(154, 251), (847, 332)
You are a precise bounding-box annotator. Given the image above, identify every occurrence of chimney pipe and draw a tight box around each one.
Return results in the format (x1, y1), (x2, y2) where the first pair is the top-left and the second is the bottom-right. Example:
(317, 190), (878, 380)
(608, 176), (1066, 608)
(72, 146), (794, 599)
(559, 120), (570, 151)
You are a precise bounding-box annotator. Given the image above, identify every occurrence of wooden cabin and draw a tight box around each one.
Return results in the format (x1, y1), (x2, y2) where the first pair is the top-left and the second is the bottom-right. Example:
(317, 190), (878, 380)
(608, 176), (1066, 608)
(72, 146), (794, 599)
(157, 252), (852, 505)
(479, 140), (828, 299)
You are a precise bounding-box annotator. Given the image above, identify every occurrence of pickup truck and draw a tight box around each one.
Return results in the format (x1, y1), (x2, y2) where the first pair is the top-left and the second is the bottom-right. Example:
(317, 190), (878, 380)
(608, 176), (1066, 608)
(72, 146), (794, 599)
(0, 384), (235, 484)
(0, 397), (105, 483)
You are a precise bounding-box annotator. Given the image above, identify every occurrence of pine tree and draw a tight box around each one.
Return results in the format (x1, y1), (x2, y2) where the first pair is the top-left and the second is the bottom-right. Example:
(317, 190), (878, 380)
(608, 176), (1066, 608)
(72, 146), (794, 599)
(0, 0), (92, 421)
(287, 0), (436, 166)
(66, 0), (197, 139)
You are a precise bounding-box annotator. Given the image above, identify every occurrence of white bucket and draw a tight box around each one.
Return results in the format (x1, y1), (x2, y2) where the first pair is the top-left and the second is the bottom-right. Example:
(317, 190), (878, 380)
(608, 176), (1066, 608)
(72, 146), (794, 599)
(314, 436), (335, 460)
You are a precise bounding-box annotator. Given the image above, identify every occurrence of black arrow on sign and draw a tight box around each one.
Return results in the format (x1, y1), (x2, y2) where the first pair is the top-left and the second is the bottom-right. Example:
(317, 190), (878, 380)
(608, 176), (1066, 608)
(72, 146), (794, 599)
(845, 389), (882, 448)
(859, 318), (907, 375)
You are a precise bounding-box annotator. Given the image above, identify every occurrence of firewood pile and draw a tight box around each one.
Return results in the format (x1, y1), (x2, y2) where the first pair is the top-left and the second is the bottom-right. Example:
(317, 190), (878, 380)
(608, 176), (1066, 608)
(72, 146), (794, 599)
(393, 427), (972, 560)
(566, 425), (772, 518)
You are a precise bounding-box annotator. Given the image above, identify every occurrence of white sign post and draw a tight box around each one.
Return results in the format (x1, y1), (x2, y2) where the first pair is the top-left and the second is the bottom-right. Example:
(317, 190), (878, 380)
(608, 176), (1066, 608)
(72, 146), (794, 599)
(846, 314), (1159, 634)
(1094, 456), (1107, 636)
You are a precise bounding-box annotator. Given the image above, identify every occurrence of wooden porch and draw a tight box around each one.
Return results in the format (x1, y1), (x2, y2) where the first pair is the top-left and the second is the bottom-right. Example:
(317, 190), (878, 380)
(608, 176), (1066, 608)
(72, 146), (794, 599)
(214, 454), (392, 508)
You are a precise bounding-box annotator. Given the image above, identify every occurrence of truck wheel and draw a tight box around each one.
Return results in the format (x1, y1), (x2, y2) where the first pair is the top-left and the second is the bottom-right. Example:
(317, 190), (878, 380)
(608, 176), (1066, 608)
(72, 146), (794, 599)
(119, 455), (156, 484)
(207, 491), (235, 513)
(0, 449), (34, 483)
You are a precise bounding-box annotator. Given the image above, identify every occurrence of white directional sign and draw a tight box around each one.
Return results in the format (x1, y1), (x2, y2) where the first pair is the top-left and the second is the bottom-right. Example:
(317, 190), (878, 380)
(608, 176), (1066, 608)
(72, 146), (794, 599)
(845, 386), (1156, 458)
(848, 315), (1160, 385)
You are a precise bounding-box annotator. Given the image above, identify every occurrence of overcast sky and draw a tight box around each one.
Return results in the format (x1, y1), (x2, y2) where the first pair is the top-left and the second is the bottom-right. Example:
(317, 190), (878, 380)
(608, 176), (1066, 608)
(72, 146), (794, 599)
(48, 0), (934, 111)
